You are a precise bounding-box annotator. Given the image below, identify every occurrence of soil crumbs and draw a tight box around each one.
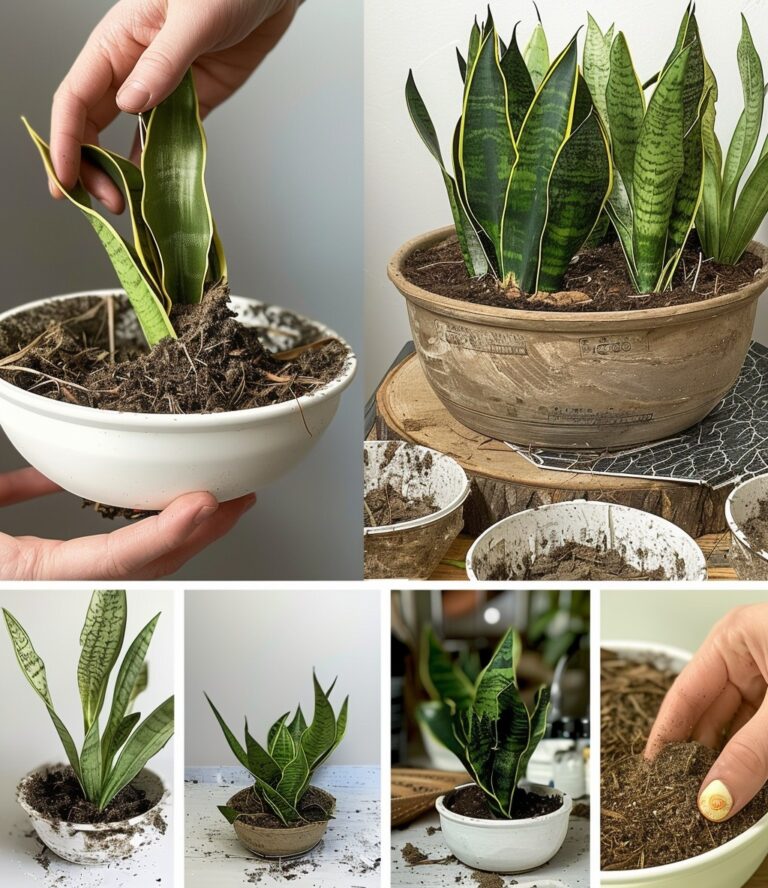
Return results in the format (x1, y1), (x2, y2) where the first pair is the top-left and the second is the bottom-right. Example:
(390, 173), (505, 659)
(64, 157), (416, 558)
(445, 783), (562, 820)
(229, 785), (332, 829)
(601, 649), (768, 869)
(23, 767), (152, 823)
(0, 285), (347, 413)
(489, 542), (669, 581)
(404, 233), (763, 311)
(364, 483), (439, 526)
(743, 498), (768, 553)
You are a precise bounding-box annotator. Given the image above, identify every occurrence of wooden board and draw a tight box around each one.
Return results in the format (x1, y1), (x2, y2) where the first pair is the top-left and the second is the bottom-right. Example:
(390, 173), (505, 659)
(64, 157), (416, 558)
(376, 354), (730, 539)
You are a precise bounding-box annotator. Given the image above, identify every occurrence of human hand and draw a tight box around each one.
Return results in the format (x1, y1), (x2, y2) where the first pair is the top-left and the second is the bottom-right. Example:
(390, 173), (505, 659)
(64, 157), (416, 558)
(645, 604), (768, 823)
(50, 0), (300, 210)
(0, 466), (255, 579)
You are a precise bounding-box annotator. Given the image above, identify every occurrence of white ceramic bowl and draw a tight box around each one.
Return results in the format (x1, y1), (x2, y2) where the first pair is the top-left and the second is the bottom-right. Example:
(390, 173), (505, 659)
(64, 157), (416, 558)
(0, 291), (356, 509)
(435, 780), (572, 873)
(17, 764), (168, 865)
(601, 641), (768, 888)
(466, 501), (707, 581)
(725, 474), (768, 580)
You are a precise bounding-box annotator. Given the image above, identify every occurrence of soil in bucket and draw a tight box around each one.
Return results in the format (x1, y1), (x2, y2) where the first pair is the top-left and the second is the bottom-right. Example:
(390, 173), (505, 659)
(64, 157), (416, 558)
(444, 784), (562, 820)
(364, 484), (439, 527)
(228, 786), (331, 829)
(488, 542), (671, 581)
(404, 232), (762, 311)
(601, 649), (768, 870)
(0, 285), (348, 413)
(742, 499), (768, 553)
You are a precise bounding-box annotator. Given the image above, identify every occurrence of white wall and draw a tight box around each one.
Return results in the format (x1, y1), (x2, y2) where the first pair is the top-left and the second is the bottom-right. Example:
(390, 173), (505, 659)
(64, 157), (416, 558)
(364, 0), (768, 395)
(185, 588), (381, 766)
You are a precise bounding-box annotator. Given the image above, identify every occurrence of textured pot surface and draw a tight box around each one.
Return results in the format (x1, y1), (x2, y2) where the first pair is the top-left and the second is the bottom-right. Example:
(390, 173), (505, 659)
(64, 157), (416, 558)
(726, 474), (768, 580)
(389, 227), (768, 449)
(228, 787), (334, 858)
(0, 292), (356, 509)
(17, 765), (168, 866)
(436, 781), (571, 873)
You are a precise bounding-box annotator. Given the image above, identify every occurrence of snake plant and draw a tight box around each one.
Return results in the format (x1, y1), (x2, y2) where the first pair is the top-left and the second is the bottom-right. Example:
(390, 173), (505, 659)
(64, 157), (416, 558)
(696, 15), (768, 265)
(448, 628), (550, 819)
(407, 9), (612, 294)
(22, 69), (226, 348)
(3, 590), (173, 811)
(206, 671), (348, 825)
(584, 6), (708, 292)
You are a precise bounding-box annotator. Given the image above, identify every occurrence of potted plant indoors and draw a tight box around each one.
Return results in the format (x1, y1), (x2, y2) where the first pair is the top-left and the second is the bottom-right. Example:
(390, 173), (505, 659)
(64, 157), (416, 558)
(434, 627), (572, 874)
(206, 671), (348, 859)
(0, 70), (355, 510)
(4, 590), (174, 865)
(389, 6), (768, 450)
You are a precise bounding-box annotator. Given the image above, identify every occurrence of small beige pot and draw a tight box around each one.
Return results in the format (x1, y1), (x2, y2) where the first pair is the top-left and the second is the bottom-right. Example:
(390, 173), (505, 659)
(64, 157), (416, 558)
(725, 474), (768, 580)
(389, 227), (768, 450)
(228, 787), (334, 859)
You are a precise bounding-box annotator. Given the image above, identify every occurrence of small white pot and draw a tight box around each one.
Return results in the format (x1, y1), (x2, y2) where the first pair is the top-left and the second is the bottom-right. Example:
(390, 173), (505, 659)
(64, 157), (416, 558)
(435, 781), (572, 873)
(601, 641), (768, 888)
(364, 440), (470, 579)
(725, 474), (768, 580)
(17, 764), (168, 866)
(466, 501), (707, 581)
(0, 291), (356, 509)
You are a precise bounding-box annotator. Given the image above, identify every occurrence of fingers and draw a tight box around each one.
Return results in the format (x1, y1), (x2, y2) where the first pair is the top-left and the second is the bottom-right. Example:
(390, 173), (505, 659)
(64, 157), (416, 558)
(691, 680), (743, 749)
(0, 468), (60, 506)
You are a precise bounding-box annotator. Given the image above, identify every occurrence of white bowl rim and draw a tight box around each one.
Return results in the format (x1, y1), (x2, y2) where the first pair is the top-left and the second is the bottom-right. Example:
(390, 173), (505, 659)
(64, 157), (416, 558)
(363, 441), (471, 535)
(0, 290), (357, 429)
(725, 473), (768, 562)
(17, 763), (168, 832)
(600, 641), (768, 881)
(435, 780), (572, 828)
(465, 500), (707, 581)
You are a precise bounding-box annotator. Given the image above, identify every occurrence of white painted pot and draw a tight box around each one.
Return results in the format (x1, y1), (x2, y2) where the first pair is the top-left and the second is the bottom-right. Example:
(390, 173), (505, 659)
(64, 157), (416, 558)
(17, 765), (168, 866)
(0, 291), (356, 509)
(436, 781), (571, 873)
(601, 641), (768, 888)
(466, 501), (707, 581)
(725, 474), (768, 580)
(415, 703), (465, 772)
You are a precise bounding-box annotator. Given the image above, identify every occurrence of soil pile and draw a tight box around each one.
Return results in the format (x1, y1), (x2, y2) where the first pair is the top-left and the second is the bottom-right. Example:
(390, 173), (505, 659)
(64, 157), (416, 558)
(743, 499), (768, 553)
(485, 542), (669, 581)
(23, 767), (152, 823)
(444, 783), (562, 820)
(364, 483), (439, 526)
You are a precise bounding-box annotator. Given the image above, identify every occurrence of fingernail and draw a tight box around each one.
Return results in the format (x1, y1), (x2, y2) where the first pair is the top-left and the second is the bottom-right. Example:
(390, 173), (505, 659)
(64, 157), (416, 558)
(193, 502), (219, 526)
(117, 80), (151, 112)
(699, 780), (733, 822)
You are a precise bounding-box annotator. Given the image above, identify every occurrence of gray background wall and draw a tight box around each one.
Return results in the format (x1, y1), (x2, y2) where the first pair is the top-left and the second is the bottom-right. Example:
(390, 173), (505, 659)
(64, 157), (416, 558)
(0, 1), (362, 579)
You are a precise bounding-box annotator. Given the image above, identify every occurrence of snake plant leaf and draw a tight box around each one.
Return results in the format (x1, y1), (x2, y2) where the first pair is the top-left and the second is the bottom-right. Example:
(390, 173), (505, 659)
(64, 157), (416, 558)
(276, 740), (310, 806)
(78, 591), (127, 732)
(313, 694), (349, 771)
(252, 775), (300, 824)
(130, 662), (149, 705)
(697, 58), (722, 259)
(207, 220), (228, 286)
(499, 25), (536, 137)
(22, 119), (176, 347)
(583, 13), (613, 128)
(3, 609), (82, 781)
(301, 672), (338, 770)
(517, 686), (551, 788)
(245, 720), (282, 785)
(270, 720), (296, 770)
(457, 48), (467, 82)
(141, 69), (213, 305)
(451, 121), (493, 275)
(720, 152), (768, 264)
(467, 17), (482, 78)
(218, 805), (241, 824)
(605, 32), (646, 194)
(205, 694), (251, 772)
(267, 712), (291, 752)
(111, 712), (142, 755)
(523, 14), (550, 89)
(489, 681), (532, 815)
(100, 695), (174, 809)
(420, 626), (475, 709)
(500, 36), (579, 291)
(415, 701), (465, 759)
(473, 629), (522, 720)
(287, 706), (308, 745)
(80, 719), (103, 803)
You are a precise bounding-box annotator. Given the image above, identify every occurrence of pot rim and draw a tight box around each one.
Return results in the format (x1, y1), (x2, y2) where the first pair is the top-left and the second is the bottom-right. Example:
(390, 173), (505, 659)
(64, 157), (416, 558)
(388, 226), (768, 332)
(0, 290), (357, 429)
(464, 500), (708, 581)
(725, 474), (768, 562)
(435, 781), (572, 828)
(363, 441), (471, 535)
(17, 763), (168, 831)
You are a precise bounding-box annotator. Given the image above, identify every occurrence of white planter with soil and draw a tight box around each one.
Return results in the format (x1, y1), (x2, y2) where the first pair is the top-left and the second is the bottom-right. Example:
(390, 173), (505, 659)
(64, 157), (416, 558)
(725, 474), (768, 580)
(364, 440), (470, 578)
(0, 291), (356, 509)
(466, 501), (706, 581)
(17, 764), (168, 866)
(435, 780), (572, 873)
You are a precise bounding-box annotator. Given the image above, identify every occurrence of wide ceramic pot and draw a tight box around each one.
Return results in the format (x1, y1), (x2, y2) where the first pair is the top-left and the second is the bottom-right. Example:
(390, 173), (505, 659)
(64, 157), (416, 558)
(0, 291), (356, 509)
(17, 764), (168, 866)
(389, 227), (768, 450)
(435, 780), (572, 873)
(725, 473), (768, 580)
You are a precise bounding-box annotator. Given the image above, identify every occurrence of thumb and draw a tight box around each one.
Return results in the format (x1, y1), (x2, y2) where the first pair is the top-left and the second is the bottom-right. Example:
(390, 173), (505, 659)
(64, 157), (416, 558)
(698, 699), (768, 822)
(116, 15), (207, 114)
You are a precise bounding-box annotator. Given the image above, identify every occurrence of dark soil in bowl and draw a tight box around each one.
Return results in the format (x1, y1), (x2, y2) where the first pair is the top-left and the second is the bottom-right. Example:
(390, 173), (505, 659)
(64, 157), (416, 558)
(444, 783), (562, 820)
(601, 649), (768, 869)
(741, 498), (768, 553)
(0, 285), (348, 413)
(486, 542), (670, 581)
(403, 232), (762, 310)
(229, 786), (332, 829)
(364, 483), (439, 527)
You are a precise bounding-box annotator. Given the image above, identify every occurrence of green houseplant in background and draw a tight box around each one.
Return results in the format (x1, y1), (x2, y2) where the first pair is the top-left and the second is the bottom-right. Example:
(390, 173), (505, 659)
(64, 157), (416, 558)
(4, 590), (173, 866)
(206, 672), (348, 858)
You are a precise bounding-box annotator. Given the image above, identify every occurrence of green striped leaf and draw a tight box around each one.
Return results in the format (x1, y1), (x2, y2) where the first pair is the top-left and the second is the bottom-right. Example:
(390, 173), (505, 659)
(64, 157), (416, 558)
(270, 719), (295, 769)
(489, 682), (532, 815)
(301, 672), (337, 770)
(523, 18), (550, 89)
(245, 719), (281, 785)
(267, 711), (291, 752)
(606, 32), (645, 193)
(467, 17), (481, 79)
(80, 719), (103, 804)
(78, 591), (127, 732)
(111, 712), (142, 755)
(720, 152), (768, 264)
(420, 626), (475, 709)
(287, 706), (308, 746)
(276, 741), (310, 807)
(499, 26), (535, 137)
(205, 694), (250, 772)
(473, 629), (522, 720)
(457, 48), (467, 82)
(583, 14), (613, 129)
(515, 686), (551, 795)
(252, 775), (301, 825)
(697, 59), (722, 259)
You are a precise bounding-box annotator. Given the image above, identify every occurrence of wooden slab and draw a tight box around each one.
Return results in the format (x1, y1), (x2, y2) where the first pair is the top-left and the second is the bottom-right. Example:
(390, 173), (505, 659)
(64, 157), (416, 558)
(375, 354), (730, 539)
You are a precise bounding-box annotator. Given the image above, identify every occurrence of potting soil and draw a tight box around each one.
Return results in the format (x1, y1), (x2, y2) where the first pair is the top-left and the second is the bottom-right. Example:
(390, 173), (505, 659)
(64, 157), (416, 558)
(484, 542), (669, 581)
(228, 785), (332, 829)
(743, 498), (768, 553)
(23, 767), (152, 823)
(444, 783), (562, 820)
(364, 483), (439, 526)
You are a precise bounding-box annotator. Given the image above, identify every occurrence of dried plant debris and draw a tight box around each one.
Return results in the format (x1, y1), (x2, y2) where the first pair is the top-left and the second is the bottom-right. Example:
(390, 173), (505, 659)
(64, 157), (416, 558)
(601, 650), (768, 869)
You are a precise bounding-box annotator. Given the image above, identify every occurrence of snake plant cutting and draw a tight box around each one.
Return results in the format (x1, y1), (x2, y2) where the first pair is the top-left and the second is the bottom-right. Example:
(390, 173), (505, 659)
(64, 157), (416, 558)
(4, 590), (174, 812)
(406, 8), (612, 294)
(22, 69), (226, 348)
(206, 671), (348, 825)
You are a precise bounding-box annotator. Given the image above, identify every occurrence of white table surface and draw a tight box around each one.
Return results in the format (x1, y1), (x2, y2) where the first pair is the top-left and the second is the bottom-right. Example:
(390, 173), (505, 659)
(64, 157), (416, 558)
(391, 803), (590, 888)
(185, 765), (381, 887)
